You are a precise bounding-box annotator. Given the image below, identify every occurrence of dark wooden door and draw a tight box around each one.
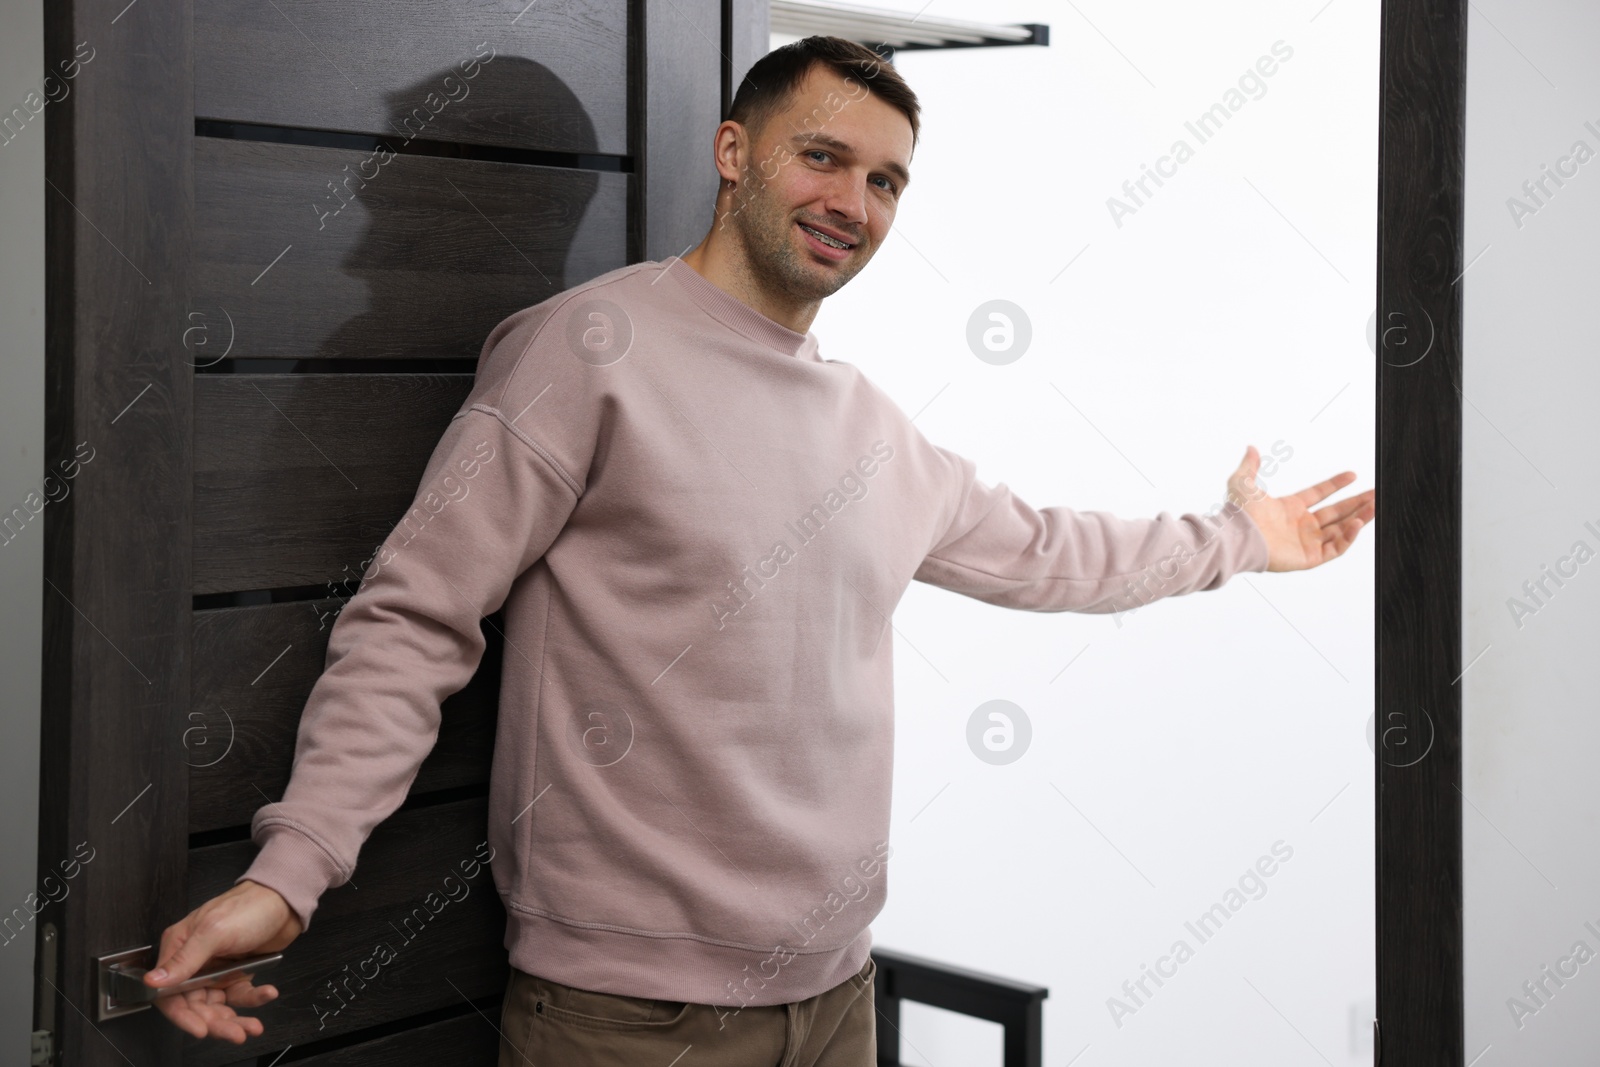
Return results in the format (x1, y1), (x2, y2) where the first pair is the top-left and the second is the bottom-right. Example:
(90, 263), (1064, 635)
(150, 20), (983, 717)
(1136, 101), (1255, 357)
(36, 2), (766, 1063)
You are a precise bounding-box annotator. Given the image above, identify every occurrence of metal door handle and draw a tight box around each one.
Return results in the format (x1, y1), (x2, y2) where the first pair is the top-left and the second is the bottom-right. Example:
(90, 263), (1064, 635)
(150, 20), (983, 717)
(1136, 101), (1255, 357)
(95, 945), (283, 1021)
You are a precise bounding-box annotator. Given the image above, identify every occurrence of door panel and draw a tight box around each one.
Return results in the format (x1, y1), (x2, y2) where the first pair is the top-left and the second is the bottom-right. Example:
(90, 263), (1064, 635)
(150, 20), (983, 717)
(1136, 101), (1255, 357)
(192, 374), (472, 593)
(193, 0), (629, 154)
(275, 1013), (499, 1067)
(39, 0), (755, 1062)
(185, 799), (504, 1064)
(189, 599), (499, 834)
(191, 138), (628, 362)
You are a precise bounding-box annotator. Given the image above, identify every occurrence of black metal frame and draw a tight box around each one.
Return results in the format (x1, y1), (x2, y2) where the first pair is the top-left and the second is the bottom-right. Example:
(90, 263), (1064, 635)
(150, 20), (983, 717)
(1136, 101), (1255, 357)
(886, 23), (1048, 53)
(871, 23), (1048, 63)
(872, 948), (1047, 1067)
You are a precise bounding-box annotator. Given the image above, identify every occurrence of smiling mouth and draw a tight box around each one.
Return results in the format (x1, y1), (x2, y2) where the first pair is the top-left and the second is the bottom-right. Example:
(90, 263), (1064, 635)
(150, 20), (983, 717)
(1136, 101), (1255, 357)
(798, 222), (855, 250)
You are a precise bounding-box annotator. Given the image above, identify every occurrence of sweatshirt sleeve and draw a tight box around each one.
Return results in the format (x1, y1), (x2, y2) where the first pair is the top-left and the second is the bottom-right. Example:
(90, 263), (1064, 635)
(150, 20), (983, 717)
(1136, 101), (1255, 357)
(911, 445), (1270, 614)
(232, 403), (581, 932)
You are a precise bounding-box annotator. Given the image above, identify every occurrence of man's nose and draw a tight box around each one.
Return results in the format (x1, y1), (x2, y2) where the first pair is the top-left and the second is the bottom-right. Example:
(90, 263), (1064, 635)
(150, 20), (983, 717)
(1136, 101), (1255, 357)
(823, 174), (869, 229)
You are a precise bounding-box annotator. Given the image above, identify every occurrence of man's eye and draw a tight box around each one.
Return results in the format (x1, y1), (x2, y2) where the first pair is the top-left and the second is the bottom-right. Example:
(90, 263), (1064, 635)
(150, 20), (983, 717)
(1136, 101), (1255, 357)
(872, 177), (897, 193)
(806, 150), (830, 163)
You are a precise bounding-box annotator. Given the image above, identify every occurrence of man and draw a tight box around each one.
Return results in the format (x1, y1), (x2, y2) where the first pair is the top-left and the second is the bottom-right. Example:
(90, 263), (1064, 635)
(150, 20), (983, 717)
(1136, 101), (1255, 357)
(144, 35), (1374, 1065)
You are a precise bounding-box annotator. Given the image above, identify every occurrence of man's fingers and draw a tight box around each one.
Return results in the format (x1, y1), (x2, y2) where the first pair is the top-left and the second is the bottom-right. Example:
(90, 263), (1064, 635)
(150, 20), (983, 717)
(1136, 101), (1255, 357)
(1321, 514), (1369, 563)
(150, 922), (218, 987)
(211, 1009), (263, 1044)
(1229, 446), (1261, 498)
(223, 976), (278, 1008)
(1291, 470), (1357, 509)
(151, 921), (193, 985)
(202, 990), (250, 1044)
(1314, 490), (1375, 528)
(154, 991), (201, 1036)
(153, 964), (277, 1044)
(148, 884), (295, 1043)
(1232, 474), (1264, 500)
(193, 989), (261, 1044)
(157, 998), (208, 1040)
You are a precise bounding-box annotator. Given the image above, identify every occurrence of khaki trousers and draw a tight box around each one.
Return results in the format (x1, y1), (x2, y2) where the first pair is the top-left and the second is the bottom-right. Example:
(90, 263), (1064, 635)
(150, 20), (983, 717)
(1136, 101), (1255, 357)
(497, 956), (877, 1067)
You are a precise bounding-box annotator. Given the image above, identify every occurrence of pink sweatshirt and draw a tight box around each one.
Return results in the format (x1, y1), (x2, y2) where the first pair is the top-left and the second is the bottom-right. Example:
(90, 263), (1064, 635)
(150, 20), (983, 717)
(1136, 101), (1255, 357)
(236, 255), (1270, 1008)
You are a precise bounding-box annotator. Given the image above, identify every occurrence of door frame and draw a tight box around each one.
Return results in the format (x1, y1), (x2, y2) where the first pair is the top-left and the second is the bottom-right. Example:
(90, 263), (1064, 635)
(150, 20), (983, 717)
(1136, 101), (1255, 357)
(1374, 0), (1467, 1061)
(33, 0), (1470, 1060)
(32, 0), (765, 1062)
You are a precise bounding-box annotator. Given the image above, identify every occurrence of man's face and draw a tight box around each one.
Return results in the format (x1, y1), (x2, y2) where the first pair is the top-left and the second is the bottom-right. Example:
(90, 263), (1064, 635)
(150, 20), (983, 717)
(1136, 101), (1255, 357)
(722, 64), (913, 302)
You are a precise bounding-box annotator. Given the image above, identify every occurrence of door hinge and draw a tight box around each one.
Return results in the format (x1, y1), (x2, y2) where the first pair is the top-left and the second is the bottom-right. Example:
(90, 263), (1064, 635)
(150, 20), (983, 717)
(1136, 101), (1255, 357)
(34, 922), (59, 1066)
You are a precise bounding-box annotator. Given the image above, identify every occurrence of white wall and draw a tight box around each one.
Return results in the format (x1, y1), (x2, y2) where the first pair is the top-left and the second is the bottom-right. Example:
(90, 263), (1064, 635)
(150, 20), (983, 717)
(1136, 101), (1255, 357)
(777, 0), (1378, 1062)
(1462, 1), (1600, 1060)
(0, 0), (46, 1060)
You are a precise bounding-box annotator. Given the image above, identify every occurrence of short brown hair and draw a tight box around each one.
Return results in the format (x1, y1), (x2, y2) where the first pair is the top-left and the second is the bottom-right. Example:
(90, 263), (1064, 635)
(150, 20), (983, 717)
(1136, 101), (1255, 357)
(727, 36), (921, 152)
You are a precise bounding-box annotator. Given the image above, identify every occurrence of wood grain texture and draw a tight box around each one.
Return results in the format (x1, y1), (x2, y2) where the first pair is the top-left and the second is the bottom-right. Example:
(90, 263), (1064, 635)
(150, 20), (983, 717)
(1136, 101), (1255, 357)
(194, 0), (628, 155)
(642, 0), (724, 260)
(1375, 0), (1466, 1061)
(192, 374), (472, 594)
(39, 0), (195, 1061)
(189, 599), (500, 833)
(725, 0), (772, 119)
(192, 137), (627, 362)
(186, 799), (507, 1065)
(249, 1009), (501, 1066)
(40, 1), (759, 1061)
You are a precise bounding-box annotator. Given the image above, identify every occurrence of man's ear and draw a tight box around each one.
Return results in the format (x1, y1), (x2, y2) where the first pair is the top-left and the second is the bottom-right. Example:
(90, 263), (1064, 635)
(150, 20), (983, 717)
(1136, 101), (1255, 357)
(712, 120), (749, 186)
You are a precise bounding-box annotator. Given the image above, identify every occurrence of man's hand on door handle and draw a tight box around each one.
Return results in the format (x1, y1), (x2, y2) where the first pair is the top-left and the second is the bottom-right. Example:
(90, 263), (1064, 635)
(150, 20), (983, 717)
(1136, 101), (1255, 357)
(143, 879), (303, 1043)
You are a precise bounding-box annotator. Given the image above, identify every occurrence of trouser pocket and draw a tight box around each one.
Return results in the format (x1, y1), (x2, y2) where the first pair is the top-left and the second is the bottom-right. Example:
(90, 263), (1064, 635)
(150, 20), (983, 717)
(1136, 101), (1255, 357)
(528, 972), (692, 1033)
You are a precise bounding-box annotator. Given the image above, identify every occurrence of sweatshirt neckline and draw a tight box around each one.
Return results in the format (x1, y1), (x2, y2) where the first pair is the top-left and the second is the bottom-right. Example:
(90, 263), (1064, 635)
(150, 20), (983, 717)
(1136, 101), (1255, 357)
(659, 256), (819, 361)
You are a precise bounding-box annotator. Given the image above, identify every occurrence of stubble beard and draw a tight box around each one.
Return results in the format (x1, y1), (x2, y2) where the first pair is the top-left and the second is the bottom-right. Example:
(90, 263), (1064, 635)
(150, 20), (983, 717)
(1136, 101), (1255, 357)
(724, 172), (868, 305)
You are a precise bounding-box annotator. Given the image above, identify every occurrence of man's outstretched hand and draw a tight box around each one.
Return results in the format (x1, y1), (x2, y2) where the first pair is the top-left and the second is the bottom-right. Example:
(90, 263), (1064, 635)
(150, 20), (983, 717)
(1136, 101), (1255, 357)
(1228, 445), (1375, 572)
(144, 880), (303, 1044)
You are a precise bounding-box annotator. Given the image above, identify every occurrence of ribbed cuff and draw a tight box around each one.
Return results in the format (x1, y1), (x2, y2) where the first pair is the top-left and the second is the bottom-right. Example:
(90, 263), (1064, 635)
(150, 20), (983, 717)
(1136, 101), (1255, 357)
(233, 824), (346, 933)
